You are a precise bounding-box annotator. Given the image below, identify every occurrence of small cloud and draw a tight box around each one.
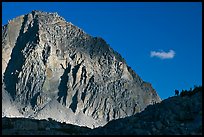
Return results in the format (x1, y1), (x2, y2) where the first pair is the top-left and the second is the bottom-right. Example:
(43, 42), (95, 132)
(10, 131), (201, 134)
(150, 49), (175, 59)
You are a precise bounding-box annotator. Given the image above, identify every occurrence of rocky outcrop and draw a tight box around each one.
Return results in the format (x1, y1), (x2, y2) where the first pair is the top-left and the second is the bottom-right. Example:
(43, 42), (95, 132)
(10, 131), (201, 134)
(2, 10), (161, 128)
(89, 90), (202, 135)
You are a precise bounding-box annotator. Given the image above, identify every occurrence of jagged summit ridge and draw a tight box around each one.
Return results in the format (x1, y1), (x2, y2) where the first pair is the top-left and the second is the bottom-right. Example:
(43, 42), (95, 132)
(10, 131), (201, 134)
(2, 11), (161, 128)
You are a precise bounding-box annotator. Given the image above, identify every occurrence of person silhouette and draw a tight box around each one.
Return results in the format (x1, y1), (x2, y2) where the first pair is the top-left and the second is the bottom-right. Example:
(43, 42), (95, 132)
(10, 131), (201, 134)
(175, 90), (179, 96)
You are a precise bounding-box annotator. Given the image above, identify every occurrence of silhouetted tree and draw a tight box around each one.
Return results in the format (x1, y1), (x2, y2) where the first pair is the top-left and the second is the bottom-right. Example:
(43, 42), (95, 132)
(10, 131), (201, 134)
(180, 85), (202, 97)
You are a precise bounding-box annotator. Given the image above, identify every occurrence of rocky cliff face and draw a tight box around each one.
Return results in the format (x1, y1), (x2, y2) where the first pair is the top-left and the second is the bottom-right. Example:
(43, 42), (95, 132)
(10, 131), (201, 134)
(2, 10), (161, 128)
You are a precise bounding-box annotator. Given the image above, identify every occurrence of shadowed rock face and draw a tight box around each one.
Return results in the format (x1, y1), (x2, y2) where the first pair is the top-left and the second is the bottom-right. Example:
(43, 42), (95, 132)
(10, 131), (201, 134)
(2, 10), (161, 128)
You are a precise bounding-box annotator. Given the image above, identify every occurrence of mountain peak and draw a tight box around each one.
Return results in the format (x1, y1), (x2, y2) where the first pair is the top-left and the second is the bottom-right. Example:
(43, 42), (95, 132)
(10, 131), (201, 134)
(2, 11), (161, 128)
(31, 10), (43, 13)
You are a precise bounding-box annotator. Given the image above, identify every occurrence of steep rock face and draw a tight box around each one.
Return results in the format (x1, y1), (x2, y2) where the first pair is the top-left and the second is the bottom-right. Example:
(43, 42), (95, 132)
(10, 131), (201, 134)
(2, 11), (161, 128)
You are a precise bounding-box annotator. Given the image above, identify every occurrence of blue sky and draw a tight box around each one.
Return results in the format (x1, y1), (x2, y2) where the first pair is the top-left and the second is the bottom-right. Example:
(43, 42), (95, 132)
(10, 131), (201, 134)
(2, 2), (202, 100)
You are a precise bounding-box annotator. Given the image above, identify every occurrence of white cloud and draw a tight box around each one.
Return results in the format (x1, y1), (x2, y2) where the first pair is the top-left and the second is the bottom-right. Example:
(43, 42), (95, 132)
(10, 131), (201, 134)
(150, 49), (175, 59)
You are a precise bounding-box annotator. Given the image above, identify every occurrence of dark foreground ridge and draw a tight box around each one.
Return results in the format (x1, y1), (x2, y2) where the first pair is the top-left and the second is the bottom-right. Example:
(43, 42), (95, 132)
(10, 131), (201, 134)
(2, 87), (202, 135)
